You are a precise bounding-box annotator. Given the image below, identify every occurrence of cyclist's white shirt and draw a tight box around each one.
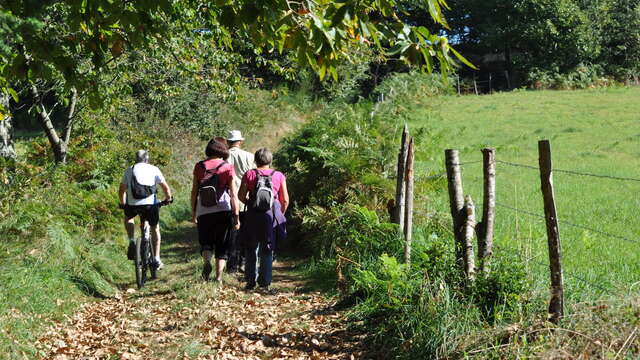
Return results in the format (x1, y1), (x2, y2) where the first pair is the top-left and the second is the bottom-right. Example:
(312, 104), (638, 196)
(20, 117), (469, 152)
(121, 163), (166, 206)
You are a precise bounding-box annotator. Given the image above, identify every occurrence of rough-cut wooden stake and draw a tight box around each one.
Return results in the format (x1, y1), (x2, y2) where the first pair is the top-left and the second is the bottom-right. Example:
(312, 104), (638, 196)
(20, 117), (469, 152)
(463, 195), (476, 280)
(445, 149), (465, 269)
(394, 124), (409, 226)
(478, 148), (496, 273)
(403, 137), (415, 265)
(539, 139), (564, 324)
(473, 75), (478, 95)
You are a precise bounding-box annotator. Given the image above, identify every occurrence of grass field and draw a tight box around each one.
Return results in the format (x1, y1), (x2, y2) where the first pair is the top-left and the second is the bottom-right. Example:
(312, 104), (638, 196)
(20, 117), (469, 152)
(410, 87), (640, 302)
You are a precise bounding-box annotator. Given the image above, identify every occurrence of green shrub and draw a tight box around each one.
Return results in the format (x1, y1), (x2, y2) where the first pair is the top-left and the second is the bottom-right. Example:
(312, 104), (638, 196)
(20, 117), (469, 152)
(528, 64), (617, 89)
(372, 71), (455, 101)
(276, 101), (397, 212)
(300, 204), (401, 287)
(469, 253), (530, 323)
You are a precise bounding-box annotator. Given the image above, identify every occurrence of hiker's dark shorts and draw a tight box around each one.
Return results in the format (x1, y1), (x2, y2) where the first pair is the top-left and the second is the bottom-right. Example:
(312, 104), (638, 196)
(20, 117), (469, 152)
(124, 204), (160, 226)
(197, 211), (232, 259)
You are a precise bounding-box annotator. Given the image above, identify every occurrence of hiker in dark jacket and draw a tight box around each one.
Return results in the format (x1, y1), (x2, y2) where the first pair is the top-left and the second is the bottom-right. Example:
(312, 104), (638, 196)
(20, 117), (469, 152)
(238, 148), (288, 291)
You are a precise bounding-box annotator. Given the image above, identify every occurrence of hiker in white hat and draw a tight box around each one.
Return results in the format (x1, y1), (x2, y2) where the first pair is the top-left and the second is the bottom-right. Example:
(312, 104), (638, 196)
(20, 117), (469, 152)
(225, 130), (255, 273)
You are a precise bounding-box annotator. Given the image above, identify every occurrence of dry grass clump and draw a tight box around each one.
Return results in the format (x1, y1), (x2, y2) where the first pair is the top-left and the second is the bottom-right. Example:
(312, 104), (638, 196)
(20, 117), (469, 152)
(460, 293), (640, 359)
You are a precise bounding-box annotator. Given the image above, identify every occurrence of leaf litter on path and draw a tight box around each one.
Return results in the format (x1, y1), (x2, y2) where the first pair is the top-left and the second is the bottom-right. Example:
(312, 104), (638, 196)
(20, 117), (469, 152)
(35, 261), (371, 359)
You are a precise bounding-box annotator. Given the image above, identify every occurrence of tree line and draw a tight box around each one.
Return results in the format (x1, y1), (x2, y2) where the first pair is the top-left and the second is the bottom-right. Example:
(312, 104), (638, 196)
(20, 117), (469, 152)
(442, 0), (640, 85)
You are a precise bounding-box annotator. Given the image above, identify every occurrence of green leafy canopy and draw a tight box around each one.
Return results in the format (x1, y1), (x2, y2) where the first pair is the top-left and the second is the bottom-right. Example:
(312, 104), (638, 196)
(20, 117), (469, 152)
(0, 0), (468, 115)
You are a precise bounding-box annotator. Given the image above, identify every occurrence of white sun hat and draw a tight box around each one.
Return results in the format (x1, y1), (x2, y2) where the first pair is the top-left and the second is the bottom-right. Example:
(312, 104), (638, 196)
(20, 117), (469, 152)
(226, 130), (245, 142)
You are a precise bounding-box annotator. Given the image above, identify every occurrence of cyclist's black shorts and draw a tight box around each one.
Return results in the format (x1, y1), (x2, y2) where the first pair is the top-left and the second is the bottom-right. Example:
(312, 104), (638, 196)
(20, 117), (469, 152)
(124, 204), (160, 226)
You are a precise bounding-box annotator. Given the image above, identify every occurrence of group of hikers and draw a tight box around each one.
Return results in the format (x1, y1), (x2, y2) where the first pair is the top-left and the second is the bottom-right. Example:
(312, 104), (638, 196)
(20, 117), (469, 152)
(118, 130), (288, 291)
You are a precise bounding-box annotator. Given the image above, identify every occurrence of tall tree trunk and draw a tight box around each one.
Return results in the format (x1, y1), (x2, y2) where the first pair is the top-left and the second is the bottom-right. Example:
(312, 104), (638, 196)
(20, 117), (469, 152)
(0, 93), (17, 160)
(30, 85), (77, 164)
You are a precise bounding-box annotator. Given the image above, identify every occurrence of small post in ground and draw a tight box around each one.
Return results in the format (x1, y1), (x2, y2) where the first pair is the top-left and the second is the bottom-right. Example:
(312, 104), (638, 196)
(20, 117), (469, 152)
(394, 124), (409, 226)
(539, 139), (564, 324)
(403, 137), (415, 265)
(489, 73), (493, 94)
(478, 148), (496, 273)
(463, 195), (476, 280)
(445, 149), (465, 269)
(505, 70), (511, 90)
(473, 76), (479, 95)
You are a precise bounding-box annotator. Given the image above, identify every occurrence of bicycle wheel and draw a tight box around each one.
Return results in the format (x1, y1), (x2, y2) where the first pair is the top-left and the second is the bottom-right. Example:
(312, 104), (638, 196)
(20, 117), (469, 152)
(135, 237), (145, 289)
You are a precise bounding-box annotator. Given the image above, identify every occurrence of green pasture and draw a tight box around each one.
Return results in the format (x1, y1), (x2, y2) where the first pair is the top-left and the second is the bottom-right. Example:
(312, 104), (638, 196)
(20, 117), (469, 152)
(412, 87), (640, 301)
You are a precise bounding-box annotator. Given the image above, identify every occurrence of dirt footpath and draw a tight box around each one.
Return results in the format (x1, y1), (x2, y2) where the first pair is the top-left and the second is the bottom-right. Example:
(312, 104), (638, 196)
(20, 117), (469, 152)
(36, 225), (371, 360)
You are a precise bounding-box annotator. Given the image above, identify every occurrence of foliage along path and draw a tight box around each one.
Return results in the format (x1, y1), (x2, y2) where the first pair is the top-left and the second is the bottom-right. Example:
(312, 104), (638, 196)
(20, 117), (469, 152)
(35, 223), (371, 359)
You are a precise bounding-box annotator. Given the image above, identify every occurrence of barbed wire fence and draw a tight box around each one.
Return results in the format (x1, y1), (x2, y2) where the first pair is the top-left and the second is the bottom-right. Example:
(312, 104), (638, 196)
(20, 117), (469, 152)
(417, 140), (640, 322)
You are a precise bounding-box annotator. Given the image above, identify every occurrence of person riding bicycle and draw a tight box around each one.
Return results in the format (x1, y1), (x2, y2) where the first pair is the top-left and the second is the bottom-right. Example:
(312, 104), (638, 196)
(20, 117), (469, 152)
(119, 150), (172, 269)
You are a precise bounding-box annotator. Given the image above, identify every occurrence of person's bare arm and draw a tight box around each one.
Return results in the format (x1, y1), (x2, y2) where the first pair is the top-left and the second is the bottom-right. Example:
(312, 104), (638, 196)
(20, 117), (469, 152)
(159, 181), (172, 202)
(238, 182), (248, 206)
(229, 181), (240, 230)
(118, 183), (127, 206)
(279, 178), (289, 213)
(190, 176), (199, 223)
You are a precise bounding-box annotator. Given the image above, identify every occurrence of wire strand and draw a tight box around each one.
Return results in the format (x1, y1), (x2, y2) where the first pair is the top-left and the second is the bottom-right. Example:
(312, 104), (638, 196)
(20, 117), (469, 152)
(553, 168), (640, 183)
(496, 160), (539, 170)
(494, 202), (640, 245)
(496, 160), (640, 182)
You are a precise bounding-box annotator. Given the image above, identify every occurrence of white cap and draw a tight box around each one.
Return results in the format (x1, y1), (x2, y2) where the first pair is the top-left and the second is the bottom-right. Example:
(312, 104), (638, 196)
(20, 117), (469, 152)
(227, 130), (244, 142)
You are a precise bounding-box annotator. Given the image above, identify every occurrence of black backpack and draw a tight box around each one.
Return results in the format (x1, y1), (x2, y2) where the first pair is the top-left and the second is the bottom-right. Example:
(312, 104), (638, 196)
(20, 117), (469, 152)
(198, 160), (227, 207)
(130, 164), (157, 199)
(249, 169), (275, 212)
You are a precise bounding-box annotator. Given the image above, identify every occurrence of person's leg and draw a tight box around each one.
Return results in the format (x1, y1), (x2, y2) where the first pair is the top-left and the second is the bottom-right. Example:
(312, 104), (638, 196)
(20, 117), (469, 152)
(123, 208), (136, 260)
(124, 216), (135, 239)
(146, 205), (162, 265)
(197, 214), (214, 281)
(226, 228), (239, 272)
(238, 211), (246, 272)
(257, 241), (273, 288)
(215, 258), (226, 282)
(257, 211), (275, 288)
(150, 224), (162, 267)
(244, 242), (258, 288)
(212, 211), (231, 282)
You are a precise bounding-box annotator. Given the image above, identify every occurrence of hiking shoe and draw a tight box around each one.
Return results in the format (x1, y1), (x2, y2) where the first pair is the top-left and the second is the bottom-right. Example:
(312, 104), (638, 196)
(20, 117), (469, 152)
(259, 286), (277, 295)
(244, 282), (256, 291)
(155, 259), (164, 270)
(127, 242), (136, 260)
(202, 262), (212, 282)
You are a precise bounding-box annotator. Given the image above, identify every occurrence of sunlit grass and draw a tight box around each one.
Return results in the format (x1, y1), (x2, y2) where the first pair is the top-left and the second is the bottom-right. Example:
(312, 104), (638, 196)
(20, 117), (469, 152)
(410, 87), (640, 301)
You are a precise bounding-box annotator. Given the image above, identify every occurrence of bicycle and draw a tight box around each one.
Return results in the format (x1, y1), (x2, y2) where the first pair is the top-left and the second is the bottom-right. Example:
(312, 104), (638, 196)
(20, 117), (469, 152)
(123, 199), (172, 289)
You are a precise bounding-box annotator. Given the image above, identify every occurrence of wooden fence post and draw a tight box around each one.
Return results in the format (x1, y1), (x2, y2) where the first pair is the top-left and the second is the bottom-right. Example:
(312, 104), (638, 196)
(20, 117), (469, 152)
(473, 76), (479, 95)
(445, 149), (465, 268)
(403, 138), (415, 265)
(489, 73), (493, 94)
(539, 140), (564, 324)
(478, 148), (496, 273)
(463, 195), (476, 280)
(394, 124), (409, 226)
(504, 70), (511, 90)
